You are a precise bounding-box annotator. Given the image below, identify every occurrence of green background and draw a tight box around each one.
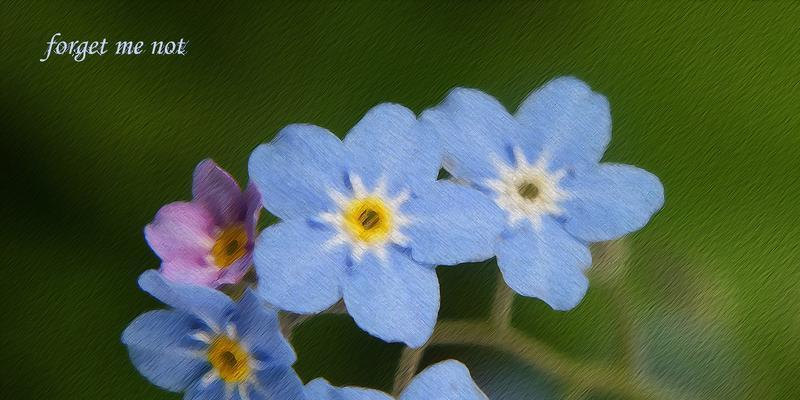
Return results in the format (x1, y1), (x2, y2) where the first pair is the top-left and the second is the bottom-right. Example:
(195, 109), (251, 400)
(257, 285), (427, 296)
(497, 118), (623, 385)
(3, 1), (799, 399)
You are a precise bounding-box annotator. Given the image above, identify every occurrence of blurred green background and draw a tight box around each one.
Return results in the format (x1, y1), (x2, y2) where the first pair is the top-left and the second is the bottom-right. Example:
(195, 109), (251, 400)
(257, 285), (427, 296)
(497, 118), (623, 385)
(3, 1), (799, 399)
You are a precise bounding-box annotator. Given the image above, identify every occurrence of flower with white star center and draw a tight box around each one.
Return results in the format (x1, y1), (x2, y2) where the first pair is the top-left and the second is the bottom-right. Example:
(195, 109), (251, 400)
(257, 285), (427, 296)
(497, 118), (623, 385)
(122, 271), (306, 400)
(484, 148), (570, 231)
(248, 103), (504, 347)
(319, 175), (413, 263)
(422, 77), (664, 311)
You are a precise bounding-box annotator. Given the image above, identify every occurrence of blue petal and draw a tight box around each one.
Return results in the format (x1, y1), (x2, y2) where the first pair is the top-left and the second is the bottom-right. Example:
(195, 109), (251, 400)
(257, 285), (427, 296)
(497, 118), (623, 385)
(234, 290), (296, 368)
(254, 220), (347, 313)
(249, 124), (350, 220)
(122, 310), (208, 392)
(495, 218), (591, 310)
(248, 367), (307, 400)
(515, 76), (611, 170)
(184, 379), (224, 400)
(400, 360), (487, 400)
(421, 88), (526, 183)
(562, 163), (664, 242)
(342, 249), (439, 348)
(404, 181), (504, 265)
(305, 378), (393, 400)
(344, 103), (441, 192)
(139, 270), (234, 327)
(303, 379), (339, 399)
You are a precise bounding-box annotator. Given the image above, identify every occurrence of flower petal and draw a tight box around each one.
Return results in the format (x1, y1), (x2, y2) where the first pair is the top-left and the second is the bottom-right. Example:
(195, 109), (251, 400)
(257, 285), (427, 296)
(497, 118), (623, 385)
(515, 76), (611, 170)
(214, 254), (253, 287)
(404, 181), (504, 265)
(183, 378), (224, 400)
(248, 367), (307, 400)
(234, 290), (296, 368)
(122, 310), (208, 392)
(144, 202), (215, 262)
(243, 182), (262, 236)
(344, 103), (441, 191)
(192, 159), (244, 227)
(421, 88), (527, 183)
(249, 124), (350, 220)
(562, 163), (664, 242)
(342, 249), (439, 348)
(305, 378), (393, 400)
(254, 220), (347, 314)
(495, 218), (591, 310)
(400, 360), (487, 400)
(160, 258), (222, 287)
(138, 269), (235, 325)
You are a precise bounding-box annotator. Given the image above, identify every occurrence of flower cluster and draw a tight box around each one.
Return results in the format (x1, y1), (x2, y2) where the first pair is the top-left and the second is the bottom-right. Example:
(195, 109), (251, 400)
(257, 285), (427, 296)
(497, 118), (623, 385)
(123, 77), (664, 399)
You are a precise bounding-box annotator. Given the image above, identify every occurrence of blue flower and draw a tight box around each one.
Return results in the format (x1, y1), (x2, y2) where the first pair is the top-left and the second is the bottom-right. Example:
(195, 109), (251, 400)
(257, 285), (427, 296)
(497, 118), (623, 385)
(422, 77), (665, 310)
(122, 270), (306, 400)
(249, 104), (504, 347)
(305, 360), (487, 400)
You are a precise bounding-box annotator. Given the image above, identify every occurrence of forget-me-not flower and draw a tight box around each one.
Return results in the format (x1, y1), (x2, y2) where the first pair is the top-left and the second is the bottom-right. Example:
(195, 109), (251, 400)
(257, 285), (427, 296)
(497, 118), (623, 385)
(421, 77), (664, 310)
(122, 270), (306, 400)
(145, 159), (261, 288)
(305, 360), (487, 400)
(249, 104), (504, 347)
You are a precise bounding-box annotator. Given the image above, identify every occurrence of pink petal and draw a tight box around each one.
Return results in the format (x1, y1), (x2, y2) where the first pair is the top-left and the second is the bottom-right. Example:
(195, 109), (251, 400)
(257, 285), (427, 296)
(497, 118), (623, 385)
(216, 253), (253, 286)
(192, 159), (245, 227)
(145, 202), (215, 261)
(160, 258), (222, 287)
(243, 182), (262, 237)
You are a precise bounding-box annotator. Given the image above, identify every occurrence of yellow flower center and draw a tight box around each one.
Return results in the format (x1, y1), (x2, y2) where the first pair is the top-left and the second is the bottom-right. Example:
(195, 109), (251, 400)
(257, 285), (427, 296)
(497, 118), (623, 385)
(210, 224), (248, 269)
(517, 181), (541, 201)
(207, 336), (251, 383)
(344, 197), (392, 243)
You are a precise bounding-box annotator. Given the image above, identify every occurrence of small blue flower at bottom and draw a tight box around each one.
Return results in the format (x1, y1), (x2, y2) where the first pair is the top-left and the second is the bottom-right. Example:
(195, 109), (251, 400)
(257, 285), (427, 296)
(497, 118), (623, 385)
(305, 360), (487, 400)
(422, 77), (665, 310)
(122, 270), (306, 400)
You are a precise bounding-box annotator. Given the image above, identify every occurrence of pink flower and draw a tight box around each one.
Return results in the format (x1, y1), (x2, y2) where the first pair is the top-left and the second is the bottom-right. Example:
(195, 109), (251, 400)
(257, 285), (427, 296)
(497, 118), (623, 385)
(145, 160), (261, 287)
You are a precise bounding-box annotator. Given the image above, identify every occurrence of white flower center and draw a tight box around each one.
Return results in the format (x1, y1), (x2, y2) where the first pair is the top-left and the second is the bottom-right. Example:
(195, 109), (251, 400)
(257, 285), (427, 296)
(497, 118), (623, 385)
(319, 174), (412, 263)
(189, 323), (272, 399)
(484, 147), (569, 230)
